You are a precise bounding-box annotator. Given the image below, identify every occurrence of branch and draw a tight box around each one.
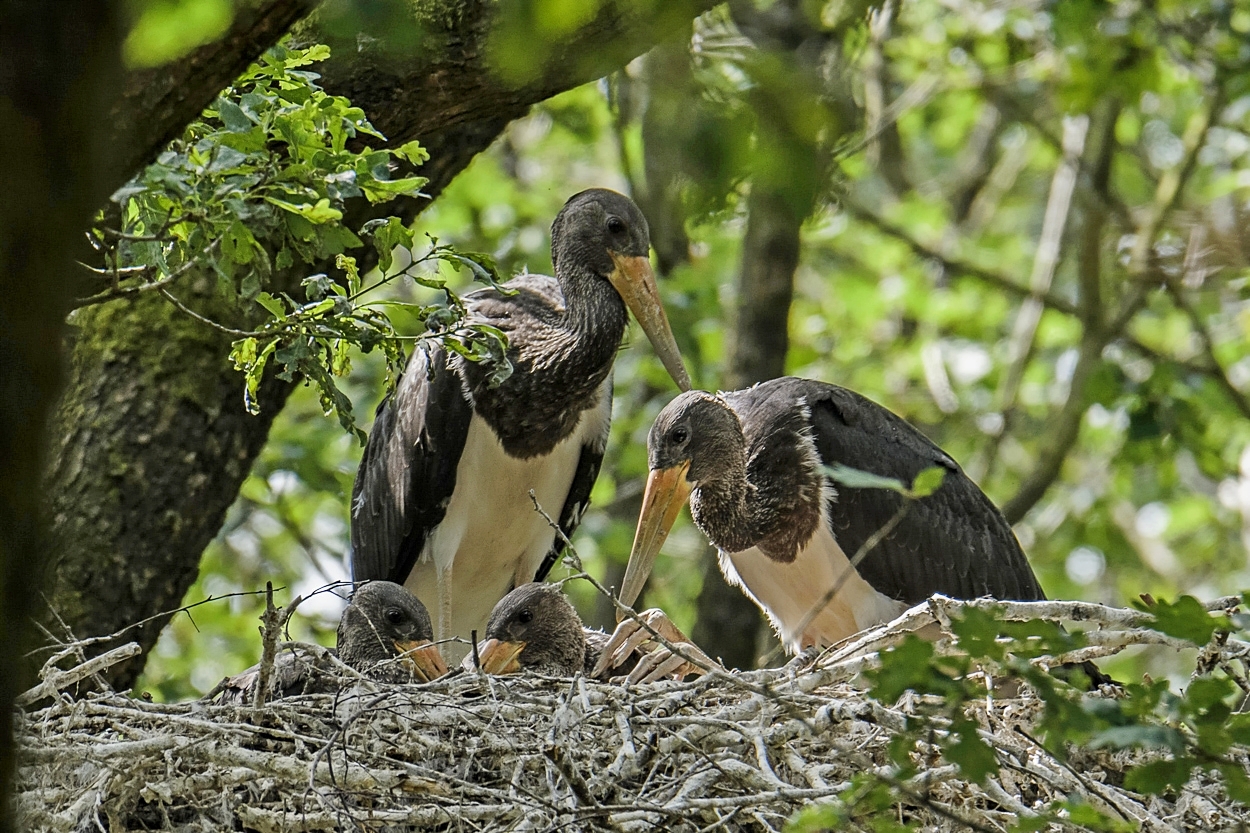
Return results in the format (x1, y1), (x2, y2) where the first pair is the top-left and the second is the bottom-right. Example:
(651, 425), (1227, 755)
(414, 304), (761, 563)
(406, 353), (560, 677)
(973, 114), (1088, 480)
(70, 241), (217, 310)
(106, 0), (316, 192)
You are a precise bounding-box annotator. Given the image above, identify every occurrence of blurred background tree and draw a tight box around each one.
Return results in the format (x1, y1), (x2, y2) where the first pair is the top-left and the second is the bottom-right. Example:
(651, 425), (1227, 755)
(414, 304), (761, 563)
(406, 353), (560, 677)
(19, 0), (1250, 704)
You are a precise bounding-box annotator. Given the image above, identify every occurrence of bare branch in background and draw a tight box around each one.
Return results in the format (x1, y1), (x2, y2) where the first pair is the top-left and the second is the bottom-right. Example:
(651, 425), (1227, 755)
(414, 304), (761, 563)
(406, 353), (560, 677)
(862, 0), (909, 196)
(973, 114), (1088, 482)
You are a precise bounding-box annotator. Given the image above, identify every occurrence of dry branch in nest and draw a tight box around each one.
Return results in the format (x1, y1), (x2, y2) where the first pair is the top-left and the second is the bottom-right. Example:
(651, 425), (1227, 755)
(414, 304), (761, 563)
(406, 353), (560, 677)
(16, 595), (1250, 832)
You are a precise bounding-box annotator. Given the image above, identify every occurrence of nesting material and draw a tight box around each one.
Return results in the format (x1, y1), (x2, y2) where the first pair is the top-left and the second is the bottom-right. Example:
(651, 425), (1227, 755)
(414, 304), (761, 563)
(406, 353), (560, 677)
(16, 596), (1250, 832)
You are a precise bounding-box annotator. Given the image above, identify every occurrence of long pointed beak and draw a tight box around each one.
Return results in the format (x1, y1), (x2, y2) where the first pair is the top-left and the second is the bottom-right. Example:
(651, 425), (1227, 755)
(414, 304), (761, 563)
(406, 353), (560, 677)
(476, 638), (526, 674)
(608, 252), (692, 392)
(394, 639), (449, 682)
(618, 461), (693, 615)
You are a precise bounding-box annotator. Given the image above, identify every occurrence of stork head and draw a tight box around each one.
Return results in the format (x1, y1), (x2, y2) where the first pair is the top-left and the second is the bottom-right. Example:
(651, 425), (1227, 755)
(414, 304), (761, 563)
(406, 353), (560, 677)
(618, 391), (744, 610)
(338, 581), (448, 682)
(550, 189), (691, 392)
(474, 583), (586, 676)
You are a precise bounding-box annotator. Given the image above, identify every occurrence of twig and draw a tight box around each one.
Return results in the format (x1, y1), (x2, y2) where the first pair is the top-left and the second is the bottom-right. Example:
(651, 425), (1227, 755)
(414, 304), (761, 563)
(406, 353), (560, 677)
(16, 643), (142, 706)
(71, 240), (219, 310)
(252, 582), (285, 711)
(159, 288), (261, 337)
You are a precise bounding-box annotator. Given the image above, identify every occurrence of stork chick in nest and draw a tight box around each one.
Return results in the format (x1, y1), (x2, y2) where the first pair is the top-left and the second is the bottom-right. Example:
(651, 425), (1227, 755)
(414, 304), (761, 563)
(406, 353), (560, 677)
(213, 581), (448, 704)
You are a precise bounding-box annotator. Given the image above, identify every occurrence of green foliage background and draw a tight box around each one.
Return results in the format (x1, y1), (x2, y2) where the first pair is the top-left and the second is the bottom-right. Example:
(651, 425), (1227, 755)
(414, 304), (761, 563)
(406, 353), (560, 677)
(123, 0), (1250, 741)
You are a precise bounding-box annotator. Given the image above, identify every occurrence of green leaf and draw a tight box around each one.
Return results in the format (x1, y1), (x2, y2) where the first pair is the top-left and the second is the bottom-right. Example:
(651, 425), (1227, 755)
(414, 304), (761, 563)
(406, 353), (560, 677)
(450, 251), (505, 287)
(239, 272), (260, 301)
(825, 464), (911, 495)
(255, 292), (286, 317)
(265, 197), (341, 224)
(222, 220), (257, 266)
(392, 140), (430, 166)
(217, 99), (253, 133)
(361, 176), (429, 203)
(1124, 757), (1197, 796)
(1063, 800), (1136, 832)
(1219, 763), (1250, 803)
(868, 635), (938, 702)
(1089, 725), (1184, 751)
(365, 216), (416, 273)
(945, 717), (998, 782)
(785, 802), (844, 832)
(910, 466), (946, 498)
(1144, 596), (1222, 645)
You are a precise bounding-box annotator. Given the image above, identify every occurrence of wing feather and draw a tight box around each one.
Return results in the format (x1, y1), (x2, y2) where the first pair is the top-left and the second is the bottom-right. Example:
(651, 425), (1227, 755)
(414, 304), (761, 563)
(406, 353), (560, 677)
(350, 344), (473, 584)
(740, 379), (1045, 604)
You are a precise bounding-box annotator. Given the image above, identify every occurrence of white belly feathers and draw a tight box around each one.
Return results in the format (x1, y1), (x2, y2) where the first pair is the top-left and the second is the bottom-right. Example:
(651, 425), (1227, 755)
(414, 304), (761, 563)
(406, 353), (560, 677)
(406, 383), (611, 660)
(719, 521), (907, 653)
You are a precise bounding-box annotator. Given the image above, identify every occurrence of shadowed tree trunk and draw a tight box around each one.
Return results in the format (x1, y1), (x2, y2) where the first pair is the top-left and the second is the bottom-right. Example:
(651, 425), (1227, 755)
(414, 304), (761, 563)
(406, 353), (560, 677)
(40, 0), (720, 690)
(0, 4), (126, 830)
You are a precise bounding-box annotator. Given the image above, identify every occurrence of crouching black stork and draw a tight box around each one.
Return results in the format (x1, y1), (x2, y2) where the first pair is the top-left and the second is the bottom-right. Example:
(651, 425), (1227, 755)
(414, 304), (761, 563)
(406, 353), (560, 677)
(351, 190), (691, 661)
(213, 581), (447, 703)
(471, 582), (675, 681)
(602, 378), (1048, 668)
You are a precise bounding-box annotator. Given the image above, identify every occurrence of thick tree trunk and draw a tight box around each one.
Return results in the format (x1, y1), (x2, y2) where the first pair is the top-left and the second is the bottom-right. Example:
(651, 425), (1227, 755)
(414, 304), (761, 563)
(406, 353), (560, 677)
(42, 0), (719, 689)
(690, 186), (803, 670)
(0, 3), (126, 830)
(691, 0), (859, 669)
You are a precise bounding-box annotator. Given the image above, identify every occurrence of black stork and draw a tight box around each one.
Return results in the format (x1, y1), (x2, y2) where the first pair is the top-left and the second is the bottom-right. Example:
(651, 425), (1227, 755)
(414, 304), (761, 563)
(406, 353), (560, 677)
(604, 378), (1046, 663)
(214, 581), (447, 703)
(351, 189), (691, 661)
(474, 582), (588, 676)
(473, 582), (657, 679)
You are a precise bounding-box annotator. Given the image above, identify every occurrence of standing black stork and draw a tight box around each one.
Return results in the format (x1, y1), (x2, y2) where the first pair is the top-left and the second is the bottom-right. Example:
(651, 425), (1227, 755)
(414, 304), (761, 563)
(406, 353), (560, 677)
(602, 378), (1045, 666)
(351, 189), (691, 661)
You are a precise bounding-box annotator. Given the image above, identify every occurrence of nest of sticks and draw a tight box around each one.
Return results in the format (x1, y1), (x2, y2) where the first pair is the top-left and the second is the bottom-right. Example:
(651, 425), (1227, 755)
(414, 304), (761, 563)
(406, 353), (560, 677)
(15, 595), (1250, 833)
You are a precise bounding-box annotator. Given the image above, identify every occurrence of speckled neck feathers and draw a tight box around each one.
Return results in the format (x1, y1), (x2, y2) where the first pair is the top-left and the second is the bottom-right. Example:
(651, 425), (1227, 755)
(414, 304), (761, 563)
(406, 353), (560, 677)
(459, 267), (627, 459)
(689, 398), (825, 563)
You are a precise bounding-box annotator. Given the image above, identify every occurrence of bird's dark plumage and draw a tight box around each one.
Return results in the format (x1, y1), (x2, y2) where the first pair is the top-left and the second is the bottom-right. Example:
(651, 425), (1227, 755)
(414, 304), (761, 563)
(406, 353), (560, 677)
(350, 189), (690, 657)
(475, 583), (587, 676)
(213, 581), (446, 704)
(622, 378), (1046, 653)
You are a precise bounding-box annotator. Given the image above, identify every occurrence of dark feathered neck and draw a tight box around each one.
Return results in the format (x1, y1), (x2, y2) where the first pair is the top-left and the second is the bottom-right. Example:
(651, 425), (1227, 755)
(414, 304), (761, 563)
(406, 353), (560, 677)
(690, 422), (824, 562)
(469, 262), (627, 459)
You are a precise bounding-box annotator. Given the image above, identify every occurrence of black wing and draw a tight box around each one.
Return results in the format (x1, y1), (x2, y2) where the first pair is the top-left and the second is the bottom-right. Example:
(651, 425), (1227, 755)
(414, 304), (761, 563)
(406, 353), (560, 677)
(534, 379), (611, 581)
(350, 344), (473, 585)
(760, 378), (1045, 604)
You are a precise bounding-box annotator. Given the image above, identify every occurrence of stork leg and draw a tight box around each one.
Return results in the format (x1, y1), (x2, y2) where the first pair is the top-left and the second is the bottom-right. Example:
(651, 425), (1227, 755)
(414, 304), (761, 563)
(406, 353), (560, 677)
(435, 560), (453, 648)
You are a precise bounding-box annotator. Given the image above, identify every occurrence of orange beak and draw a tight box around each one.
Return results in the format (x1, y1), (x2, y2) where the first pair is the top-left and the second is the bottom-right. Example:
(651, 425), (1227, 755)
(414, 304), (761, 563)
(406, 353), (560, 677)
(608, 252), (692, 392)
(617, 461), (693, 616)
(394, 639), (448, 682)
(476, 638), (526, 675)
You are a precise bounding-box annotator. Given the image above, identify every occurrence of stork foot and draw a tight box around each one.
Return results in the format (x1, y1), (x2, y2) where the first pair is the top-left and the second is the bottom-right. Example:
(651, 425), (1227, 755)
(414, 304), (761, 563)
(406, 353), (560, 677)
(590, 608), (718, 684)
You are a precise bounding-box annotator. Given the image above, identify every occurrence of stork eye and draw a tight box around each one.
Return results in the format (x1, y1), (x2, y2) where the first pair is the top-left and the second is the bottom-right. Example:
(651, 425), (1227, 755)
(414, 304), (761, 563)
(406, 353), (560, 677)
(670, 426), (689, 445)
(518, 609), (533, 624)
(606, 216), (626, 235)
(384, 608), (404, 625)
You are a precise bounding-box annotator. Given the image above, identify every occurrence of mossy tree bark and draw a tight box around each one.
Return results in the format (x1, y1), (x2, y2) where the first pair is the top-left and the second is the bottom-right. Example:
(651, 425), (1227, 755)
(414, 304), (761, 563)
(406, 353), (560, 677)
(42, 0), (719, 689)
